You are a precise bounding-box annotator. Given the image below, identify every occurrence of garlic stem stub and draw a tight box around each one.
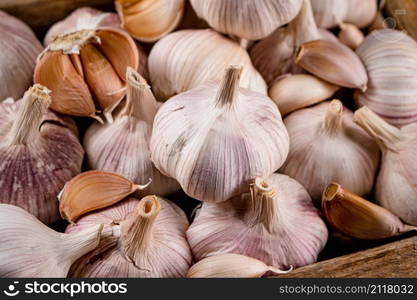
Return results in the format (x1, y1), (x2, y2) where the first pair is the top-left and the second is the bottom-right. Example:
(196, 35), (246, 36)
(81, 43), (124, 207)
(187, 174), (328, 269)
(322, 183), (417, 240)
(280, 100), (380, 205)
(353, 107), (417, 226)
(0, 204), (102, 278)
(0, 84), (84, 224)
(67, 196), (192, 277)
(34, 28), (139, 122)
(151, 65), (289, 203)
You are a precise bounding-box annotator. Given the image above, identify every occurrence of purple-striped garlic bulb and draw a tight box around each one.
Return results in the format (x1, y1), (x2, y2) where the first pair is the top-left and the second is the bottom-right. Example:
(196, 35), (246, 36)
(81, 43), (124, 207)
(187, 173), (328, 269)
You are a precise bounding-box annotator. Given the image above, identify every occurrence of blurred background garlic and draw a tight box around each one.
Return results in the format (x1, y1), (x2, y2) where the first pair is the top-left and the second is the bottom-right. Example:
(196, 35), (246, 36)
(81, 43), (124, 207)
(0, 11), (43, 101)
(354, 107), (417, 226)
(187, 174), (328, 269)
(0, 204), (102, 277)
(190, 0), (303, 41)
(67, 196), (192, 277)
(115, 0), (185, 42)
(0, 85), (84, 224)
(84, 68), (180, 197)
(280, 100), (380, 205)
(338, 23), (365, 49)
(34, 28), (139, 122)
(355, 29), (417, 126)
(148, 29), (267, 101)
(151, 65), (289, 203)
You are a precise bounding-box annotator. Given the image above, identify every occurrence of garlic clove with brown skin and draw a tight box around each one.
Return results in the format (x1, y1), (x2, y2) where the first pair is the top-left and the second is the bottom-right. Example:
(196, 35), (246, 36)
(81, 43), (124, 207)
(322, 183), (417, 240)
(149, 29), (267, 101)
(0, 84), (84, 224)
(151, 65), (289, 203)
(0, 204), (102, 278)
(187, 174), (328, 269)
(84, 67), (180, 197)
(280, 100), (380, 205)
(187, 254), (292, 278)
(67, 196), (192, 278)
(353, 106), (417, 226)
(338, 23), (365, 49)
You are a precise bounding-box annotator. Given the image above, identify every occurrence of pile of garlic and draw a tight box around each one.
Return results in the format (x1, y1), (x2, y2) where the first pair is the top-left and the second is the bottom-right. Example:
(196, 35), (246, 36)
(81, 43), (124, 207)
(1, 0), (417, 279)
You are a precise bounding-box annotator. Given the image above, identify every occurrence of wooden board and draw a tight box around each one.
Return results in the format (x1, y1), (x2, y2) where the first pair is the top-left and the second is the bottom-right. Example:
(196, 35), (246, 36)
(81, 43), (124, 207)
(386, 0), (417, 42)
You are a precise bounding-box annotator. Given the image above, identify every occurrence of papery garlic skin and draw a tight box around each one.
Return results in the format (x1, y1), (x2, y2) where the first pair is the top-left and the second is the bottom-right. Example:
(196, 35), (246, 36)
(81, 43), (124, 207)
(280, 100), (380, 204)
(190, 0), (302, 40)
(0, 85), (84, 224)
(187, 174), (328, 269)
(67, 197), (192, 278)
(356, 29), (417, 126)
(0, 204), (102, 278)
(338, 23), (365, 50)
(0, 11), (43, 101)
(151, 66), (289, 203)
(149, 29), (267, 100)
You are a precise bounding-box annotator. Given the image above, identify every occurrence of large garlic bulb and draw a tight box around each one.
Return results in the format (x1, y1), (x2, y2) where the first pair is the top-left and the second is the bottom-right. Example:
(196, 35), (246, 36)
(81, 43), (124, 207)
(187, 174), (328, 269)
(280, 100), (380, 205)
(151, 65), (289, 203)
(356, 29), (417, 126)
(84, 68), (180, 196)
(0, 11), (43, 101)
(190, 0), (303, 40)
(0, 85), (84, 224)
(149, 29), (267, 101)
(67, 196), (192, 277)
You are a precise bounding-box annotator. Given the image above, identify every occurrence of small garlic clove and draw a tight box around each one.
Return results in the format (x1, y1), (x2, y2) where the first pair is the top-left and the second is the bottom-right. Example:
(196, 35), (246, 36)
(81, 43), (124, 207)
(269, 74), (339, 116)
(338, 23), (365, 49)
(296, 39), (368, 91)
(322, 183), (417, 240)
(59, 170), (151, 222)
(187, 254), (292, 278)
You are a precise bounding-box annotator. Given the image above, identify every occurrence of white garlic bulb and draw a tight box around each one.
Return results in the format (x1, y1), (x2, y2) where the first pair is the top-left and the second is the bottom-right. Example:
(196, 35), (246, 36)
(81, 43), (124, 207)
(187, 174), (328, 269)
(280, 100), (380, 204)
(149, 29), (267, 100)
(151, 65), (289, 203)
(355, 29), (417, 126)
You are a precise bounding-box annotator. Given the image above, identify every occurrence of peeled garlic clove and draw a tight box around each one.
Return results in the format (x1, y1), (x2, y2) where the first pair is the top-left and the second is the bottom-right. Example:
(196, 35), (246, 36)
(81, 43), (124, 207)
(59, 170), (151, 222)
(354, 106), (417, 225)
(149, 29), (266, 100)
(355, 29), (417, 126)
(338, 23), (365, 49)
(0, 204), (102, 277)
(187, 254), (291, 278)
(187, 174), (328, 268)
(322, 183), (417, 240)
(269, 74), (339, 116)
(0, 84), (84, 224)
(84, 68), (180, 196)
(191, 0), (302, 41)
(280, 100), (380, 205)
(296, 39), (368, 91)
(0, 11), (43, 101)
(151, 65), (289, 203)
(67, 196), (192, 277)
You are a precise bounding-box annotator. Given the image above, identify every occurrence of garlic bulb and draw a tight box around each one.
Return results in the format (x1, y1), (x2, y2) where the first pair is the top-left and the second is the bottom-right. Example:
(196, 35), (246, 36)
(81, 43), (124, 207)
(0, 85), (84, 224)
(280, 100), (380, 204)
(0, 11), (43, 101)
(190, 0), (302, 41)
(355, 29), (417, 126)
(151, 65), (289, 203)
(84, 68), (180, 197)
(116, 0), (185, 42)
(187, 174), (328, 269)
(269, 74), (339, 116)
(338, 23), (365, 50)
(322, 183), (417, 240)
(34, 28), (139, 122)
(0, 204), (102, 278)
(354, 107), (417, 226)
(149, 29), (267, 100)
(67, 196), (192, 277)
(187, 254), (291, 278)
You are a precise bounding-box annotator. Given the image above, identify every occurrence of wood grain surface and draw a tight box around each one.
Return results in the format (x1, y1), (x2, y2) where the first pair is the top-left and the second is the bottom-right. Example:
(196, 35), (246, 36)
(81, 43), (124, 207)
(386, 0), (417, 41)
